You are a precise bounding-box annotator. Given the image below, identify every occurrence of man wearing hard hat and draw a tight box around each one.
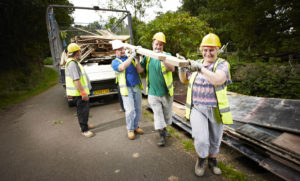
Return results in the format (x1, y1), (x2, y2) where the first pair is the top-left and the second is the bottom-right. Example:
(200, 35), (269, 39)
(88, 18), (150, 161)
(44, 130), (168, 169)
(111, 40), (144, 140)
(135, 32), (175, 146)
(65, 43), (94, 138)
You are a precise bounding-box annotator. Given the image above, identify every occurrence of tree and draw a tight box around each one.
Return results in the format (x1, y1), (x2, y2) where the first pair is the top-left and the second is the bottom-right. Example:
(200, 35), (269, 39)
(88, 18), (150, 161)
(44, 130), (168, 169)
(136, 11), (212, 58)
(99, 0), (163, 19)
(181, 0), (300, 60)
(1, 0), (74, 71)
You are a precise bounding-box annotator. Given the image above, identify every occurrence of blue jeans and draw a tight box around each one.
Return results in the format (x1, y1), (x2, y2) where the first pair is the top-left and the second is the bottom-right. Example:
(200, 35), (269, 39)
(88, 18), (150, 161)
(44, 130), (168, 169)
(122, 85), (142, 131)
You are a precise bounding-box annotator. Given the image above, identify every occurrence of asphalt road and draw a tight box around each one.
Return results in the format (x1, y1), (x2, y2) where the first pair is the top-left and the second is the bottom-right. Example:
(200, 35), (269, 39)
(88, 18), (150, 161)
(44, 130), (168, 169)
(0, 84), (223, 181)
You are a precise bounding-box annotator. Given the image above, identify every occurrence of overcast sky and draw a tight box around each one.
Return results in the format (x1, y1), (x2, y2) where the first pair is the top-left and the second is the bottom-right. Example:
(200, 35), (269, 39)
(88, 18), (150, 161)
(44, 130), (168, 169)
(69, 0), (182, 24)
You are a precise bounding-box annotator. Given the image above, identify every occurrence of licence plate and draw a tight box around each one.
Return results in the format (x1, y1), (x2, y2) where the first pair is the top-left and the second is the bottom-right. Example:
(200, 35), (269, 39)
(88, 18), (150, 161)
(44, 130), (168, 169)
(94, 89), (110, 95)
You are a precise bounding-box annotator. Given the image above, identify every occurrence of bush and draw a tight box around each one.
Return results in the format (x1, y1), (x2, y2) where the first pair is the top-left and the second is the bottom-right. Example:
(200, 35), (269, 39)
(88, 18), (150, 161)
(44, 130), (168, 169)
(43, 57), (53, 65)
(227, 57), (300, 99)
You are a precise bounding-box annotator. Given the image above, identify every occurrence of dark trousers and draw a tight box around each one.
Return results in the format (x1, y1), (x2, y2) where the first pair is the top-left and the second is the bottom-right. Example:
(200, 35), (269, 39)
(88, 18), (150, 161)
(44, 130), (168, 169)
(73, 96), (89, 132)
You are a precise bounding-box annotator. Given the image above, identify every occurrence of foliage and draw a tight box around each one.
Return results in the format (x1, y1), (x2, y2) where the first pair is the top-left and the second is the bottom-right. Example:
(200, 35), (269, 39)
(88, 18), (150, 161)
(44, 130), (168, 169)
(135, 12), (212, 57)
(1, 0), (73, 71)
(227, 56), (300, 99)
(0, 66), (58, 109)
(43, 57), (53, 65)
(101, 0), (163, 18)
(180, 0), (300, 59)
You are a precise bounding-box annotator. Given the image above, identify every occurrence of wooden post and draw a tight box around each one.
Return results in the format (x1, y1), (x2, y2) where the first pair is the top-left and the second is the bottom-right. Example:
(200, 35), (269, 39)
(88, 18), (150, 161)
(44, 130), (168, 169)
(122, 43), (190, 67)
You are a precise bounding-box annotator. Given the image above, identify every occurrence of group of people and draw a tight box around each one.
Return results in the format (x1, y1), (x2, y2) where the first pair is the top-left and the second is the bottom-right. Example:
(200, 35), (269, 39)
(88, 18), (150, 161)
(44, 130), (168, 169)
(65, 32), (233, 177)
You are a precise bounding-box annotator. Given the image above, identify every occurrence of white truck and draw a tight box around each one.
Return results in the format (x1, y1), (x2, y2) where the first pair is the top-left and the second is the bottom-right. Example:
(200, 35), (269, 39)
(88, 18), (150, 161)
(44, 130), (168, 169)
(46, 5), (134, 106)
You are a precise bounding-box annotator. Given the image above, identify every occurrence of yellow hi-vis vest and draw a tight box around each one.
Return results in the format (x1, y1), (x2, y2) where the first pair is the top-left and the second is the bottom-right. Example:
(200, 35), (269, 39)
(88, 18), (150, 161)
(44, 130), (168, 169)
(145, 56), (174, 96)
(65, 58), (90, 96)
(185, 58), (233, 124)
(114, 58), (144, 96)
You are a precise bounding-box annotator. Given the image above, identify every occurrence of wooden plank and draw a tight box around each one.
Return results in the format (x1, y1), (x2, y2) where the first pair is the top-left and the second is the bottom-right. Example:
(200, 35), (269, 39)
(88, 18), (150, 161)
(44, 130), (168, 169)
(272, 132), (300, 155)
(172, 102), (186, 119)
(79, 47), (94, 62)
(224, 127), (300, 165)
(122, 43), (190, 67)
(79, 35), (130, 41)
(236, 124), (278, 144)
(268, 153), (300, 172)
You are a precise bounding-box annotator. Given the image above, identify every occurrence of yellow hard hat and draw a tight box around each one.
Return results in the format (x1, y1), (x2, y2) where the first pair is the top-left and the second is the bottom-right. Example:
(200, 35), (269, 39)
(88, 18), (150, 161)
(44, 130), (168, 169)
(67, 43), (81, 53)
(152, 32), (166, 43)
(200, 33), (221, 48)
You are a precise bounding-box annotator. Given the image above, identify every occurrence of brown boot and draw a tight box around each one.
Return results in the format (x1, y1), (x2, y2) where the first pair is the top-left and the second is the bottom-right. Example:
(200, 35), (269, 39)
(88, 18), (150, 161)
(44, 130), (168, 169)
(127, 131), (135, 140)
(135, 127), (144, 135)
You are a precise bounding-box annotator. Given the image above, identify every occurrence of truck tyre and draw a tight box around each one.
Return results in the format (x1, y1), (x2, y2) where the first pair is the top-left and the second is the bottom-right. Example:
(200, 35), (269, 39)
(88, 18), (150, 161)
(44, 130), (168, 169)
(67, 99), (75, 107)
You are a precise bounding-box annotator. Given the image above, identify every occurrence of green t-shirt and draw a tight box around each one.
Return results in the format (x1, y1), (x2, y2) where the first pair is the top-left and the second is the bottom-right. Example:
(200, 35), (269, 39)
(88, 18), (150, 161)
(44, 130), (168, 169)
(141, 53), (171, 96)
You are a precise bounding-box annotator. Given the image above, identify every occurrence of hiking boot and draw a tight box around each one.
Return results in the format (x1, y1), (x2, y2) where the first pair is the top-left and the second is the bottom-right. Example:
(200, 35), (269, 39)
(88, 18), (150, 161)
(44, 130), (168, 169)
(135, 127), (144, 135)
(128, 131), (135, 140)
(195, 157), (206, 176)
(81, 131), (94, 138)
(208, 157), (222, 175)
(88, 124), (95, 129)
(157, 129), (166, 146)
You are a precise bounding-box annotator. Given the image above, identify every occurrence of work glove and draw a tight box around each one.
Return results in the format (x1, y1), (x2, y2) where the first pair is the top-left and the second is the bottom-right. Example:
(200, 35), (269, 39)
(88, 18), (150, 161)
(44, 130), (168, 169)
(130, 46), (141, 58)
(80, 90), (89, 101)
(189, 60), (203, 72)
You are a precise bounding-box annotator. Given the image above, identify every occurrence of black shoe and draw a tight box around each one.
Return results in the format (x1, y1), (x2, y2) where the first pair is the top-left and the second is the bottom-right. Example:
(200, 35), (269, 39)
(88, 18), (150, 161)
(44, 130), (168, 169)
(208, 157), (222, 175)
(195, 157), (206, 176)
(157, 129), (166, 146)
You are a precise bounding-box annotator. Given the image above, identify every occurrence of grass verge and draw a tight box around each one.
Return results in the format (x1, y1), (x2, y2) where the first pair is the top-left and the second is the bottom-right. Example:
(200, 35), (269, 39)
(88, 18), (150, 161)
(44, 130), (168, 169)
(0, 67), (58, 109)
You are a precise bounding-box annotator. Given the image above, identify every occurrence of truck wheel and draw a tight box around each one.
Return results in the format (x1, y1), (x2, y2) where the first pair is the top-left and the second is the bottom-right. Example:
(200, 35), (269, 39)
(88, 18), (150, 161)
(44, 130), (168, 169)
(67, 100), (75, 107)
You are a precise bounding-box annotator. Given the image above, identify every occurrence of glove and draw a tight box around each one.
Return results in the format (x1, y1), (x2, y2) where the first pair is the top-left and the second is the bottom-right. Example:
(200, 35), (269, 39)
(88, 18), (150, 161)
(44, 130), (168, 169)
(189, 60), (203, 72)
(130, 46), (140, 58)
(80, 90), (89, 101)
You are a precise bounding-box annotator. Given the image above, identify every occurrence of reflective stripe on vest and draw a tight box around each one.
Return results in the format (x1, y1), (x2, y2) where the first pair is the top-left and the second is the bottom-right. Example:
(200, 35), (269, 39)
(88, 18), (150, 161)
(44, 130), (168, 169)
(185, 58), (233, 124)
(145, 55), (174, 96)
(114, 58), (144, 96)
(65, 58), (90, 96)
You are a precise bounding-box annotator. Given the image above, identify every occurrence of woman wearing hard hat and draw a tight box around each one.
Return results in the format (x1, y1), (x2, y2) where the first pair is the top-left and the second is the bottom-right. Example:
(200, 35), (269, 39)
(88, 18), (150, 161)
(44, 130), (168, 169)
(178, 33), (233, 176)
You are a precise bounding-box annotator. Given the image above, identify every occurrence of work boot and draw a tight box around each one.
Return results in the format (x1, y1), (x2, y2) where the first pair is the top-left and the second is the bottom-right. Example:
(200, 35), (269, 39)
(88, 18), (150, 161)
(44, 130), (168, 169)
(128, 131), (135, 140)
(157, 129), (166, 146)
(81, 131), (94, 138)
(195, 157), (206, 176)
(164, 128), (171, 137)
(135, 127), (144, 135)
(208, 157), (222, 175)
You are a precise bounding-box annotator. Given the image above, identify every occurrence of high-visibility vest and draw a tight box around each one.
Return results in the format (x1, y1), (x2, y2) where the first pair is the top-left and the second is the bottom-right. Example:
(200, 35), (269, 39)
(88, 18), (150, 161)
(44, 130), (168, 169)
(65, 58), (90, 96)
(114, 58), (144, 96)
(185, 58), (233, 124)
(145, 56), (174, 96)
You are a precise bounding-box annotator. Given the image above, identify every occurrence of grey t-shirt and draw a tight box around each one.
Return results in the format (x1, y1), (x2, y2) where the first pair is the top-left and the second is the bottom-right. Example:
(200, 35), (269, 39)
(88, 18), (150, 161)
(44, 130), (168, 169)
(66, 61), (91, 90)
(67, 61), (81, 81)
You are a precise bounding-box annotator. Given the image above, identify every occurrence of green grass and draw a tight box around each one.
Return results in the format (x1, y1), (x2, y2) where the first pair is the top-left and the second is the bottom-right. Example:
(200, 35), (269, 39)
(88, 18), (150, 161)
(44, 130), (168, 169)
(219, 162), (249, 181)
(0, 67), (58, 109)
(181, 140), (195, 151)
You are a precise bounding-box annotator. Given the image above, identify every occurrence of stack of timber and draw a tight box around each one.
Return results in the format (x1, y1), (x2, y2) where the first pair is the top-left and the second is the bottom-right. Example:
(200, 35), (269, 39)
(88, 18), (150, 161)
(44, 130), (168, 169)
(166, 93), (300, 181)
(70, 29), (130, 62)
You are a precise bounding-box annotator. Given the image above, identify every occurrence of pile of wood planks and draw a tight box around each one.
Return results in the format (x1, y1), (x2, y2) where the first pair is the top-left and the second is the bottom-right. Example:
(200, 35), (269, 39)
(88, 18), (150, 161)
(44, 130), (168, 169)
(169, 93), (300, 181)
(70, 29), (130, 62)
